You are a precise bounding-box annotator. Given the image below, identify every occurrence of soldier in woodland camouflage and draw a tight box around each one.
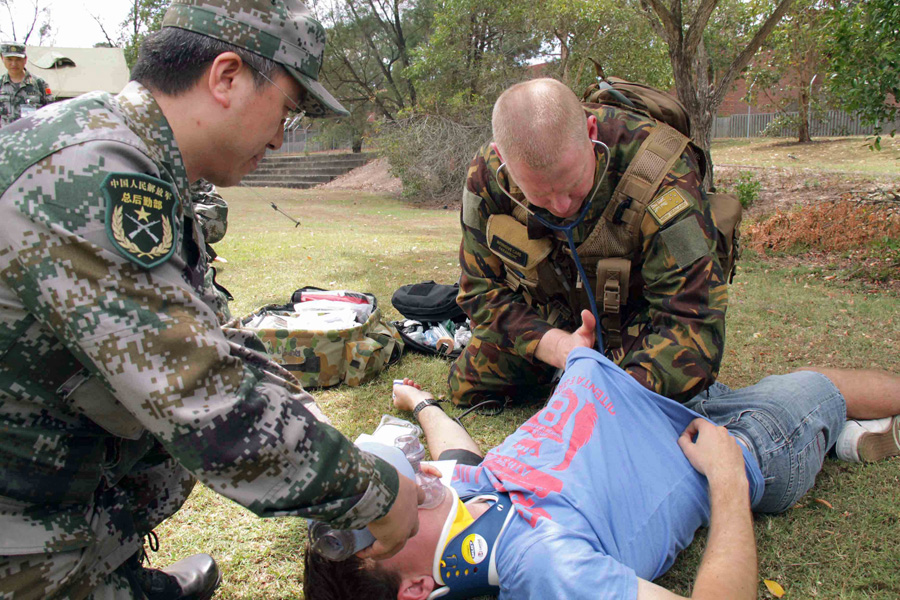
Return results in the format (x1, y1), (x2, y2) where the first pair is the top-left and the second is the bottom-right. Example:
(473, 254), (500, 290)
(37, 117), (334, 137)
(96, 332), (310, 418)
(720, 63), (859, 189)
(0, 2), (420, 599)
(450, 78), (727, 407)
(0, 43), (52, 127)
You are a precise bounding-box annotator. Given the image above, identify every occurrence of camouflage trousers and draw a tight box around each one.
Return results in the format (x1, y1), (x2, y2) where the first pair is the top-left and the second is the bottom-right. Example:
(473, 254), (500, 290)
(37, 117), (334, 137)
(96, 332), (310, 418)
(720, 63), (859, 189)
(0, 458), (195, 600)
(447, 335), (560, 407)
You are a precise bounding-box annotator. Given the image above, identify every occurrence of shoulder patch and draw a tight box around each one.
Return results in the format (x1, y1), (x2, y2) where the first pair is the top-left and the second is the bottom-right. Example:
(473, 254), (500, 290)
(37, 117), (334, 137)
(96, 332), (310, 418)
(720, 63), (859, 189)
(659, 217), (709, 269)
(648, 188), (690, 226)
(103, 173), (178, 269)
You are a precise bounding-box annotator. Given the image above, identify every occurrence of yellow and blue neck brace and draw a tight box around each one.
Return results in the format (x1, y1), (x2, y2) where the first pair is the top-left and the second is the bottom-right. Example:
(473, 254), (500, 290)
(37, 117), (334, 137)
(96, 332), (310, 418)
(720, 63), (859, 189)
(426, 488), (515, 600)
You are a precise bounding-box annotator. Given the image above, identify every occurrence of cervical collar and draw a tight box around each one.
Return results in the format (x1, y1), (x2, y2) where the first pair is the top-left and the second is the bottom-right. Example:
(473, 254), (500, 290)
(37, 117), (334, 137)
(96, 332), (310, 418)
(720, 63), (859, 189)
(426, 488), (515, 600)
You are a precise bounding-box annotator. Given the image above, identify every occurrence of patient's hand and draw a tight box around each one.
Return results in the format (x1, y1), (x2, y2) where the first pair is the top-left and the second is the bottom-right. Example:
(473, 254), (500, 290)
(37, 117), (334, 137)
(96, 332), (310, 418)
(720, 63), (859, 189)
(677, 418), (747, 488)
(392, 378), (435, 412)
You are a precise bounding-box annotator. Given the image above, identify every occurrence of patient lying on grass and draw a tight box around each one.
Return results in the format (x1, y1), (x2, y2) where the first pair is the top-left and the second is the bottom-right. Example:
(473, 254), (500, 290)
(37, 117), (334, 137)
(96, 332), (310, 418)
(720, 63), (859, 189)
(304, 350), (900, 600)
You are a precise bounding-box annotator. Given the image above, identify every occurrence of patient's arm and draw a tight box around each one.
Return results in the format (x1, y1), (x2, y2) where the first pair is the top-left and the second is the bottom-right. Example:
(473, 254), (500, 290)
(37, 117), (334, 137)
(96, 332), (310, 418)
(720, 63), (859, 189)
(392, 379), (483, 461)
(637, 418), (757, 600)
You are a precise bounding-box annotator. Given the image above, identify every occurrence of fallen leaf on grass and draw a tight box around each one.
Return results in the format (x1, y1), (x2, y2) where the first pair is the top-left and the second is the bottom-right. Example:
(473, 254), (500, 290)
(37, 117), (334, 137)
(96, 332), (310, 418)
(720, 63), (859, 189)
(764, 579), (786, 597)
(814, 498), (834, 509)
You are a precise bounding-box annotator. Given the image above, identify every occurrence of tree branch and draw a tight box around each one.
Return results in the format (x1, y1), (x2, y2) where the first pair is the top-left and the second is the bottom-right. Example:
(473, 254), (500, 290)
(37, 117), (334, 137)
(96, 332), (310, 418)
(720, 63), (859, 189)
(712, 0), (796, 108)
(21, 0), (40, 45)
(685, 0), (720, 56)
(91, 13), (118, 47)
(642, 0), (679, 43)
(637, 0), (668, 39)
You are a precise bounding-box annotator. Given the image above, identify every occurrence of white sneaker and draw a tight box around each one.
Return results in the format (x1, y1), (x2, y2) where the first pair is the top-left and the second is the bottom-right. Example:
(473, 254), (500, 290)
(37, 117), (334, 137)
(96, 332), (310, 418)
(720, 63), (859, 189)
(835, 416), (900, 462)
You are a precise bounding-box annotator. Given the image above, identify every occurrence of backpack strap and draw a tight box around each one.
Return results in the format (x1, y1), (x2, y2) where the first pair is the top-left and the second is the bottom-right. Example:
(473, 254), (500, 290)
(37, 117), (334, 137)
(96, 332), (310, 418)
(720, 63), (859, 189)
(606, 122), (690, 245)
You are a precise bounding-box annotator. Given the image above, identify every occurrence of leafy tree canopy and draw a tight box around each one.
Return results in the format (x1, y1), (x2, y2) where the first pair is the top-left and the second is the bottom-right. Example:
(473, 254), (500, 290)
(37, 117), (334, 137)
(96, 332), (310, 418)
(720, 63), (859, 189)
(825, 0), (899, 137)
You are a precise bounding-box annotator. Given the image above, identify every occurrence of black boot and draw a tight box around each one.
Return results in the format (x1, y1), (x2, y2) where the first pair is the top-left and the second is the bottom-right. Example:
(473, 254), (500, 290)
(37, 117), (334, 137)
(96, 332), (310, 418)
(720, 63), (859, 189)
(139, 553), (221, 600)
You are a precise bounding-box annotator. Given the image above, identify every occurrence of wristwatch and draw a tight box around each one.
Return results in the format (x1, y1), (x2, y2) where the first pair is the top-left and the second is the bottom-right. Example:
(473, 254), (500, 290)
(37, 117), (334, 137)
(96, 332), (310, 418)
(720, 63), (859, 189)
(413, 398), (443, 419)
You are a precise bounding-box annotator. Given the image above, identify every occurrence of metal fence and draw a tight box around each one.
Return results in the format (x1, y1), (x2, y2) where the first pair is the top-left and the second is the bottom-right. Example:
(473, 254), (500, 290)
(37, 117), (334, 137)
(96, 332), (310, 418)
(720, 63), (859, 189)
(269, 127), (356, 155)
(712, 110), (900, 138)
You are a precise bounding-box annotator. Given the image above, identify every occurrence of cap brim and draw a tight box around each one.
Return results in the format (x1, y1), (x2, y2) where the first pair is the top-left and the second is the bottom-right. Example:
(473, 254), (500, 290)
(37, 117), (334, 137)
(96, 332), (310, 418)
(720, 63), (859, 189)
(3, 52), (25, 58)
(285, 65), (350, 119)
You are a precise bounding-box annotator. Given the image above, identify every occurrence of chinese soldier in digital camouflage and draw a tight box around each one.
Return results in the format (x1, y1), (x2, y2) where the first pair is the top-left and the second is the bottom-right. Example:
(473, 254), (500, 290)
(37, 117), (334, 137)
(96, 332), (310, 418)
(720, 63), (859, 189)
(449, 78), (727, 407)
(0, 42), (52, 127)
(0, 1), (421, 599)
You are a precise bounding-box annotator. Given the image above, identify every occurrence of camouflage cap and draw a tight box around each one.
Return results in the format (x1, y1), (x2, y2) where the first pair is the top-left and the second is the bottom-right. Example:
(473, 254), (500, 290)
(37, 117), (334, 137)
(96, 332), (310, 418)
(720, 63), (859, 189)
(1, 42), (26, 58)
(162, 0), (349, 118)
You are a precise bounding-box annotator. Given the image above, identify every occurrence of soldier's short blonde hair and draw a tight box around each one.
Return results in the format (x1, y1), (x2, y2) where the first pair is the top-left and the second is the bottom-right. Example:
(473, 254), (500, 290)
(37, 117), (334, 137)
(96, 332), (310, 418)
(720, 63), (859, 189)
(492, 78), (589, 171)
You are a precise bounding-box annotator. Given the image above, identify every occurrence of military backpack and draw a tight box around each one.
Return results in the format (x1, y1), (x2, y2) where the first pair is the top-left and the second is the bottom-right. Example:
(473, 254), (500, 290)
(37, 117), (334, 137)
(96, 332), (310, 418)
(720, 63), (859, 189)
(581, 66), (742, 284)
(575, 68), (742, 347)
(240, 287), (404, 388)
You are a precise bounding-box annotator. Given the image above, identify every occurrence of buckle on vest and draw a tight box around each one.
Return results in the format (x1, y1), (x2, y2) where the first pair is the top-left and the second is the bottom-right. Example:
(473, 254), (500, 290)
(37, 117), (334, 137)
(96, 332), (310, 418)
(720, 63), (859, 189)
(612, 197), (632, 224)
(603, 279), (621, 314)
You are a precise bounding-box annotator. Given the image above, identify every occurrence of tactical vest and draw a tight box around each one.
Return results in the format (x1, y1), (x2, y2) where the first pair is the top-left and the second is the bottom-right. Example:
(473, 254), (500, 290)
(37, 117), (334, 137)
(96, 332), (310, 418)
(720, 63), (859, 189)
(485, 121), (742, 349)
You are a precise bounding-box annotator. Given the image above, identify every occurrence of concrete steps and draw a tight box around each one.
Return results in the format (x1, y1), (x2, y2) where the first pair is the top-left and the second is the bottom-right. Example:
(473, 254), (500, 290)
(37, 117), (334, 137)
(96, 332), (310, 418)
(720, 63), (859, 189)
(241, 152), (375, 189)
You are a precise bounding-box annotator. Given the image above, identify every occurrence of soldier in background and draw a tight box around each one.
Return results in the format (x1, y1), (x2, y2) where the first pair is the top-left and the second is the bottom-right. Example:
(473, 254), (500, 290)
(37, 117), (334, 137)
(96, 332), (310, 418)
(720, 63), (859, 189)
(0, 2), (420, 599)
(450, 78), (727, 407)
(0, 42), (52, 127)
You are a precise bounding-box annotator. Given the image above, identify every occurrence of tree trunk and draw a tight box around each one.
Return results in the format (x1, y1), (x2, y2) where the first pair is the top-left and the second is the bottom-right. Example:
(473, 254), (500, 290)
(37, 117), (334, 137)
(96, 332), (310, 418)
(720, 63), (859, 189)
(797, 82), (811, 143)
(640, 0), (796, 189)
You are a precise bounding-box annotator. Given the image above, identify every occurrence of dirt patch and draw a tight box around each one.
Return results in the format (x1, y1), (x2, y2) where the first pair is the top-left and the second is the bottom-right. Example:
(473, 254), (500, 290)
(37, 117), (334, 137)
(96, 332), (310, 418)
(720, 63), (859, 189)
(715, 165), (900, 219)
(319, 157), (402, 196)
(755, 252), (900, 295)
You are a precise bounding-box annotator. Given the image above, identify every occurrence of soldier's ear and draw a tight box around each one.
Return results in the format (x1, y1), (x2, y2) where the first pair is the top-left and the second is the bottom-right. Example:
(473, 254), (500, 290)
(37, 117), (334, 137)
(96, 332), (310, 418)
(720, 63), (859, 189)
(207, 52), (245, 109)
(586, 114), (598, 142)
(490, 142), (504, 163)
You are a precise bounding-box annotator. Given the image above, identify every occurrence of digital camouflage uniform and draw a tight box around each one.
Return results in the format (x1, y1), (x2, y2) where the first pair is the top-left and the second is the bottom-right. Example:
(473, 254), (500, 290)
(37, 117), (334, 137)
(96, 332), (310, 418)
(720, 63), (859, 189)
(0, 72), (52, 128)
(0, 2), (390, 599)
(190, 179), (233, 322)
(449, 105), (728, 406)
(190, 180), (228, 247)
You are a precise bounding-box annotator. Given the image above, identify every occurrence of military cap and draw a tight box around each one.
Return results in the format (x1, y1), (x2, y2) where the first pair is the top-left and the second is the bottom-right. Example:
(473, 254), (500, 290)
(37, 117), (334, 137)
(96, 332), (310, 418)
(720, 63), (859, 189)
(1, 42), (26, 58)
(162, 0), (349, 118)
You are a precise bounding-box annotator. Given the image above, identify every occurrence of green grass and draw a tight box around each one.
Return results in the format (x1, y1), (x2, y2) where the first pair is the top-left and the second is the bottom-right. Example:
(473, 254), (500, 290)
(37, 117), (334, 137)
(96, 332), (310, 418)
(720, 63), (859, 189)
(711, 136), (900, 175)
(153, 187), (899, 599)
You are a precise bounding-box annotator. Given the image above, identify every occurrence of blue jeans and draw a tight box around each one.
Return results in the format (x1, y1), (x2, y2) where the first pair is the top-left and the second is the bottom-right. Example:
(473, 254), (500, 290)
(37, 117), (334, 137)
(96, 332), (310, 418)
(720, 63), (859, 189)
(684, 371), (846, 514)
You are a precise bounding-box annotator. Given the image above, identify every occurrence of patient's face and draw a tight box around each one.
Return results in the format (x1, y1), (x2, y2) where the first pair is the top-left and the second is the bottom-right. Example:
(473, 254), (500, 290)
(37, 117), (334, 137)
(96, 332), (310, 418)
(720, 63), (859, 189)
(376, 487), (455, 578)
(378, 506), (440, 572)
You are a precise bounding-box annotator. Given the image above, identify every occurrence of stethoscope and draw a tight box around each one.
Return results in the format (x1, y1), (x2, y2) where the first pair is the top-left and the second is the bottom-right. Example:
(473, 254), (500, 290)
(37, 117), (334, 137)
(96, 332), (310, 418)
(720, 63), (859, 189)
(493, 140), (612, 354)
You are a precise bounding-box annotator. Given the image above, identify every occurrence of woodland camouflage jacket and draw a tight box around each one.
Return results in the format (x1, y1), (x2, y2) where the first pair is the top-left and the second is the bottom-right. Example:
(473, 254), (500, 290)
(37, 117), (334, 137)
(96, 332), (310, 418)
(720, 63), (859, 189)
(458, 105), (729, 402)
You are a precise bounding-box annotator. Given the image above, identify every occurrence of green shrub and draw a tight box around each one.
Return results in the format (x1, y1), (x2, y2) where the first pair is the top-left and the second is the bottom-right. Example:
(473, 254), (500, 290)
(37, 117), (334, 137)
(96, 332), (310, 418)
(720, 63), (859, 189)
(734, 171), (762, 208)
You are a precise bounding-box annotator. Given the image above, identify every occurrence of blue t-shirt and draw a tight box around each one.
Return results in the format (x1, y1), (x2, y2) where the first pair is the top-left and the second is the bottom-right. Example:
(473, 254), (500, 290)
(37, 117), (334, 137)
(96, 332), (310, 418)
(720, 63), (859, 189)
(450, 348), (764, 600)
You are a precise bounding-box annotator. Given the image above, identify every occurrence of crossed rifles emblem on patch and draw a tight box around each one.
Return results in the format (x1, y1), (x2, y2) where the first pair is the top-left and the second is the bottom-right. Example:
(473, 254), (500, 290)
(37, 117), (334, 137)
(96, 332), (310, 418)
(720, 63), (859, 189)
(104, 173), (178, 269)
(112, 204), (173, 258)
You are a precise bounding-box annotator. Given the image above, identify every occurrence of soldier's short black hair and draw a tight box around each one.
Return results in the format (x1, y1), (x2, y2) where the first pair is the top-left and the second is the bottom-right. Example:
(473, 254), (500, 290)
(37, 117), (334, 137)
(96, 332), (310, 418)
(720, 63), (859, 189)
(131, 27), (283, 95)
(303, 543), (400, 600)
